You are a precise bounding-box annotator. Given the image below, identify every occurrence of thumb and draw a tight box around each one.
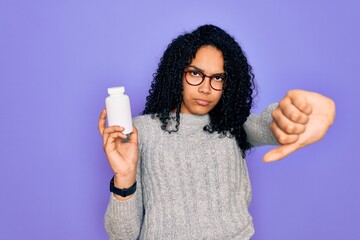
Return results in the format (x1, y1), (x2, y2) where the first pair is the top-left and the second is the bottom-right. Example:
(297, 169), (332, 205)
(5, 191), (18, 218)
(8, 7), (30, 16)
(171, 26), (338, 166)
(263, 143), (300, 162)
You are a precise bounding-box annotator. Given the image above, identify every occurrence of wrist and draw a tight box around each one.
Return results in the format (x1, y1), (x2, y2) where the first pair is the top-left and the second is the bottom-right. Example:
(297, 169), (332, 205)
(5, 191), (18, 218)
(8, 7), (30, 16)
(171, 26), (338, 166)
(113, 164), (136, 177)
(110, 176), (137, 198)
(113, 171), (136, 189)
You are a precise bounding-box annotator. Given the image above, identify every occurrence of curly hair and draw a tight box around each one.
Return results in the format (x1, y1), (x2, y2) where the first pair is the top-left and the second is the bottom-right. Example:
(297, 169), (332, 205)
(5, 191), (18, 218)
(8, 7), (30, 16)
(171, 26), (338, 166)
(143, 24), (256, 157)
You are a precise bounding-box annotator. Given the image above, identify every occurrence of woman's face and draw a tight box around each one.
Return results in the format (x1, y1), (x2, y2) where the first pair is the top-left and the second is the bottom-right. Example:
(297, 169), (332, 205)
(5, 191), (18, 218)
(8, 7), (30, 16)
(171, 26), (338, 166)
(180, 45), (225, 115)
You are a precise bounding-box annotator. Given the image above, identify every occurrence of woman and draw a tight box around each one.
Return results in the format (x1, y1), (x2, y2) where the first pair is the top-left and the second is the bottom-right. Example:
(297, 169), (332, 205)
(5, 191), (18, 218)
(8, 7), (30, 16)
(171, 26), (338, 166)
(98, 25), (335, 239)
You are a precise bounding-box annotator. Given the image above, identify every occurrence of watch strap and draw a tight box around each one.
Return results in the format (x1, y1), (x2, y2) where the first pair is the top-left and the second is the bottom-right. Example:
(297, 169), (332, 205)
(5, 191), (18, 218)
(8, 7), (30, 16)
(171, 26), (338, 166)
(110, 176), (137, 197)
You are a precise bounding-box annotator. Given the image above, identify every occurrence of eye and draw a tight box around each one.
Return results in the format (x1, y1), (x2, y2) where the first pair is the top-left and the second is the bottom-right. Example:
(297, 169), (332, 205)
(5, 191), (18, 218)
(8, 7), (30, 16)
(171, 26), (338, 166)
(190, 71), (201, 77)
(213, 75), (225, 82)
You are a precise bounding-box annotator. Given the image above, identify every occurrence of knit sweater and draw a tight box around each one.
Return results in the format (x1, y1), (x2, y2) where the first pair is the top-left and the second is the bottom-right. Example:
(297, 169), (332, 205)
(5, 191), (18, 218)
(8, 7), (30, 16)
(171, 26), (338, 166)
(104, 104), (278, 240)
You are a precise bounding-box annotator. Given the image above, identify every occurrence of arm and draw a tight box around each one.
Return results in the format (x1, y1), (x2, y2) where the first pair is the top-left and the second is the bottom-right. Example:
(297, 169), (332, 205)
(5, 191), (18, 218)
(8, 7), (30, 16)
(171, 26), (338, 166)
(243, 103), (279, 147)
(98, 110), (144, 239)
(104, 160), (143, 240)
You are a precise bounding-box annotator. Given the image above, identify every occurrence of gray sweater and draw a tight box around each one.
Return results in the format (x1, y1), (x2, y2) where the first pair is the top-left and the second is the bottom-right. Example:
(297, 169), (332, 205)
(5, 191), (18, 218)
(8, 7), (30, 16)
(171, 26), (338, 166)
(105, 104), (278, 240)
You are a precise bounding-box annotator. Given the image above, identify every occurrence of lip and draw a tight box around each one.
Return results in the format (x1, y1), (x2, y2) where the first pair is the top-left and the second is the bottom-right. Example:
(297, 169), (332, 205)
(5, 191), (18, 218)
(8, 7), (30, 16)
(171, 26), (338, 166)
(195, 98), (211, 106)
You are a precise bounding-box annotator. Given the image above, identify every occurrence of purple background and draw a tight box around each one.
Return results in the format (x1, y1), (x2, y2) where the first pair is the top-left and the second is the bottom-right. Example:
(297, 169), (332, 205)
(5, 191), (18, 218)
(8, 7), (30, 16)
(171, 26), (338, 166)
(1, 0), (359, 239)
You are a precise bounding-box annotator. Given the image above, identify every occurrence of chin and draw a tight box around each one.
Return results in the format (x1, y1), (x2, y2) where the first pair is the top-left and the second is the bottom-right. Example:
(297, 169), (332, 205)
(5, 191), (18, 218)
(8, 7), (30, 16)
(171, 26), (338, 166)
(190, 106), (213, 115)
(180, 102), (215, 115)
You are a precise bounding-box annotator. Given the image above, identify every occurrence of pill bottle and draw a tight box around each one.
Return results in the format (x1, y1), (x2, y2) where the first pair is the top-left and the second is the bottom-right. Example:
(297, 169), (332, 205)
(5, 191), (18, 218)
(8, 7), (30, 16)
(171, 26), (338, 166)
(105, 86), (133, 134)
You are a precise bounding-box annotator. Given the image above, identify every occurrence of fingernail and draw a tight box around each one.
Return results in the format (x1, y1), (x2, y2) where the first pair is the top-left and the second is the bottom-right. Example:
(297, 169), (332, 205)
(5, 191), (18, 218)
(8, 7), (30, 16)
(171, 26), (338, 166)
(263, 157), (274, 163)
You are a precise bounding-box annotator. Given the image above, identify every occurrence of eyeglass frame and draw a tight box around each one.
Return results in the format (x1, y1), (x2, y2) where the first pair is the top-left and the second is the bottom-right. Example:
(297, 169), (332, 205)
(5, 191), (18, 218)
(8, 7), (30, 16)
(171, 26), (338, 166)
(183, 66), (227, 91)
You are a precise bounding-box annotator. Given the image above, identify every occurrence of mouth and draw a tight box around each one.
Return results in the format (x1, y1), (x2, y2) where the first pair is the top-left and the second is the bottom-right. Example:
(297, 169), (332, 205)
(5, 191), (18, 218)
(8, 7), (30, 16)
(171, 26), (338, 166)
(195, 98), (211, 106)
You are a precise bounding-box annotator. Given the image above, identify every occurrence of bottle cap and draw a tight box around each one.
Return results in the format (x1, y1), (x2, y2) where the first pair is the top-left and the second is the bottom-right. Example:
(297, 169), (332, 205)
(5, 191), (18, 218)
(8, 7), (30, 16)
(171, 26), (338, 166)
(108, 86), (125, 95)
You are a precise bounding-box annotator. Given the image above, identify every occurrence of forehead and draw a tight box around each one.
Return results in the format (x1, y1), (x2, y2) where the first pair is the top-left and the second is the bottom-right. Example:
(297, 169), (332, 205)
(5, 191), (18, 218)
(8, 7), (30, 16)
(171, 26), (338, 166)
(190, 45), (224, 73)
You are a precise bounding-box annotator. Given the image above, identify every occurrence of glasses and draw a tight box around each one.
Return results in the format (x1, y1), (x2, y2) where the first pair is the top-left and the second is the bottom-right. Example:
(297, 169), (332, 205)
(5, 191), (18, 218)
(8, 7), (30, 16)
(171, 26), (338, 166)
(183, 68), (226, 91)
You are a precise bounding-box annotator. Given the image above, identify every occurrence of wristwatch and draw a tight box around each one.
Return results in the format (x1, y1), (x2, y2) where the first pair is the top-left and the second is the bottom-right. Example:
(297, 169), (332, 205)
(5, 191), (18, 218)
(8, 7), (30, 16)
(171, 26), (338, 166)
(110, 176), (137, 197)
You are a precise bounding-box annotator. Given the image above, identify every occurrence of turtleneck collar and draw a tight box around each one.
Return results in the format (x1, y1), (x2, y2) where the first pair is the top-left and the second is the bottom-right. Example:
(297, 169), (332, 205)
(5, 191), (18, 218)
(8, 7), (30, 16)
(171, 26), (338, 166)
(168, 112), (210, 131)
(179, 113), (210, 126)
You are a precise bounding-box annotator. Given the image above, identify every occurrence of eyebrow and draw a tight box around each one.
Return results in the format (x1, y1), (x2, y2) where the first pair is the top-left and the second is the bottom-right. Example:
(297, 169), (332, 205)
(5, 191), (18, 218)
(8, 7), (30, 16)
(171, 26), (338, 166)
(187, 65), (225, 76)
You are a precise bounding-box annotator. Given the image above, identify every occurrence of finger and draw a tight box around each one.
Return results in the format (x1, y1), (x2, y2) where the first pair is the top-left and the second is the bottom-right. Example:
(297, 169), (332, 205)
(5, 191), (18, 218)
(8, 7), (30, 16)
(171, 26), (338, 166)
(279, 97), (309, 124)
(270, 121), (299, 145)
(98, 108), (107, 136)
(103, 125), (125, 134)
(103, 126), (126, 146)
(263, 143), (299, 162)
(104, 132), (127, 152)
(287, 90), (313, 115)
(272, 107), (306, 134)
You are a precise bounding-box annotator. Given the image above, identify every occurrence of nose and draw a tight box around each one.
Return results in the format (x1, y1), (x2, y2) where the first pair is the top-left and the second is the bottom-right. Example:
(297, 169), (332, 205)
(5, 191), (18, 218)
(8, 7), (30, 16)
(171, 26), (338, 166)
(198, 76), (211, 94)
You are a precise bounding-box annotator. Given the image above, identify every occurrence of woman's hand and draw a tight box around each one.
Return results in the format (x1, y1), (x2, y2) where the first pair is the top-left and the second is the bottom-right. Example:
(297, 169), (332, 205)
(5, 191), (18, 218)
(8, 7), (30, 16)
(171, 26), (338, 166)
(264, 90), (336, 162)
(98, 109), (139, 189)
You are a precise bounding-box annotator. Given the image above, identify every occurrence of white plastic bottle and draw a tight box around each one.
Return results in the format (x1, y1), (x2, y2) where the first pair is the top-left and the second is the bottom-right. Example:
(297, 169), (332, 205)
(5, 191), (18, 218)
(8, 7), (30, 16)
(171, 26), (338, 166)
(105, 86), (133, 134)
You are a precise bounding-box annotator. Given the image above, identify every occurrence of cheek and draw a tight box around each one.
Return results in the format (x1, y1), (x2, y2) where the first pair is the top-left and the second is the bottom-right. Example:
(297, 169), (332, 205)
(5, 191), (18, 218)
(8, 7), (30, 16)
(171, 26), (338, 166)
(182, 81), (193, 99)
(213, 92), (223, 105)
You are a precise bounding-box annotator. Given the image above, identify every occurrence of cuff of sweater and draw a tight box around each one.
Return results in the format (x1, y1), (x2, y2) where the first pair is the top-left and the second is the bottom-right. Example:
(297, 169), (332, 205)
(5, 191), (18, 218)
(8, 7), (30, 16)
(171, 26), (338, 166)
(265, 103), (280, 145)
(107, 191), (139, 219)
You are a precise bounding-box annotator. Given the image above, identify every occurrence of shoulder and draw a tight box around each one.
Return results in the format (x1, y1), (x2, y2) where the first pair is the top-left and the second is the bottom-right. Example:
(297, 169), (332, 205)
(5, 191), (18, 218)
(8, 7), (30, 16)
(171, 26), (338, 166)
(133, 114), (160, 129)
(132, 114), (161, 142)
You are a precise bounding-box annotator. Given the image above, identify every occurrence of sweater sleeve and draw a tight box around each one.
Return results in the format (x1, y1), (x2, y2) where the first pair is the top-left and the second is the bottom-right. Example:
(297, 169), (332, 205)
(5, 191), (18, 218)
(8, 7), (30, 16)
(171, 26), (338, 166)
(104, 161), (143, 240)
(243, 103), (279, 147)
(104, 118), (145, 240)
